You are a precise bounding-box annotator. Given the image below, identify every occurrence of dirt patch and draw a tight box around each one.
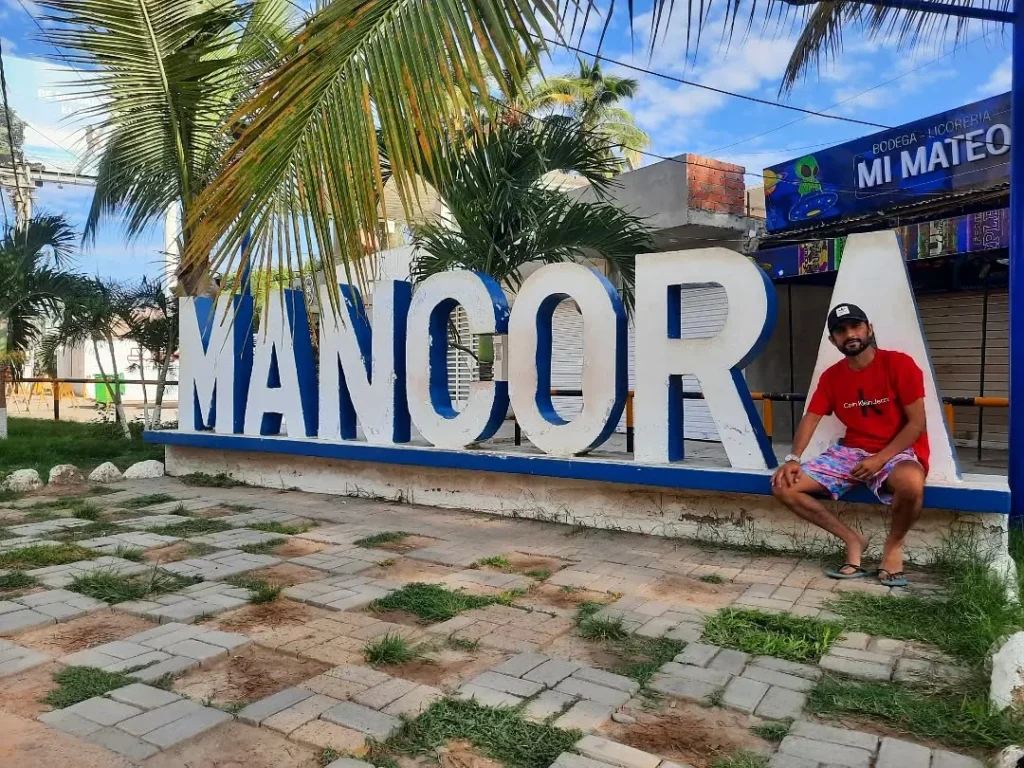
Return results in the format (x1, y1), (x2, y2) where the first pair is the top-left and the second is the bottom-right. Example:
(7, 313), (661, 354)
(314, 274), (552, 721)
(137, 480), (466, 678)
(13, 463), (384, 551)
(188, 505), (236, 519)
(210, 599), (329, 633)
(638, 573), (746, 610)
(0, 661), (62, 718)
(517, 583), (614, 617)
(0, 710), (135, 768)
(380, 646), (510, 689)
(368, 609), (427, 628)
(243, 563), (326, 587)
(600, 700), (772, 768)
(143, 541), (199, 564)
(376, 534), (442, 554)
(438, 740), (505, 768)
(173, 646), (330, 706)
(17, 612), (156, 655)
(542, 633), (627, 670)
(486, 552), (570, 576)
(363, 558), (458, 584)
(144, 721), (321, 768)
(268, 538), (326, 558)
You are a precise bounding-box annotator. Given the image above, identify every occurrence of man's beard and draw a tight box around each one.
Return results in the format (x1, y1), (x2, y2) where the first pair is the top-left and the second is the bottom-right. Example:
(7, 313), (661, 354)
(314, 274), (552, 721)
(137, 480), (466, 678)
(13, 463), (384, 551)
(840, 334), (875, 357)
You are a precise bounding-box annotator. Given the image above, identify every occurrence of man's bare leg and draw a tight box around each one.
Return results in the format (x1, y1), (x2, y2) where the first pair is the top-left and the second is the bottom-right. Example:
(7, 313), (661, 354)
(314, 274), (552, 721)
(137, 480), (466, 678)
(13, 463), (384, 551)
(879, 462), (925, 575)
(773, 474), (869, 570)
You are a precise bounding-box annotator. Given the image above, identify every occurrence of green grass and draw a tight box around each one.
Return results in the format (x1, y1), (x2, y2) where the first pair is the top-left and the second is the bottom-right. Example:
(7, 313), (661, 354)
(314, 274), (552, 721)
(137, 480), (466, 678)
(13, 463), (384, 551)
(147, 518), (232, 537)
(0, 488), (23, 503)
(524, 568), (551, 581)
(809, 675), (1024, 751)
(0, 571), (39, 591)
(354, 531), (410, 548)
(578, 614), (628, 641)
(702, 608), (843, 664)
(180, 472), (246, 488)
(318, 748), (343, 767)
(240, 538), (287, 555)
(0, 526), (14, 540)
(19, 509), (63, 523)
(70, 502), (104, 521)
(227, 575), (283, 603)
(364, 633), (419, 665)
(711, 751), (770, 768)
(222, 503), (255, 512)
(750, 721), (790, 742)
(170, 502), (190, 516)
(559, 585), (582, 594)
(56, 521), (123, 542)
(699, 573), (727, 584)
(572, 603), (683, 685)
(249, 521), (313, 536)
(0, 543), (96, 569)
(370, 582), (507, 623)
(0, 418), (162, 480)
(122, 493), (176, 510)
(446, 636), (480, 651)
(475, 555), (511, 569)
(43, 666), (138, 709)
(386, 698), (581, 768)
(112, 544), (145, 562)
(69, 568), (199, 604)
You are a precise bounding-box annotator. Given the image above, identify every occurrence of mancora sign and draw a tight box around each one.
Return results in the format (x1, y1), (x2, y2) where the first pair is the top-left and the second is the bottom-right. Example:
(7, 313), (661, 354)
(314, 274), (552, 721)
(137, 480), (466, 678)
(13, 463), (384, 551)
(178, 248), (781, 470)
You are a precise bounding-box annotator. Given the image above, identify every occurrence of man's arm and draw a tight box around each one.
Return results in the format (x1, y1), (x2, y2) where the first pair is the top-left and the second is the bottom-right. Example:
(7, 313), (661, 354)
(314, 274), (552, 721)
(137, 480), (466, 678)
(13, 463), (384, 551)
(771, 411), (824, 487)
(850, 399), (926, 481)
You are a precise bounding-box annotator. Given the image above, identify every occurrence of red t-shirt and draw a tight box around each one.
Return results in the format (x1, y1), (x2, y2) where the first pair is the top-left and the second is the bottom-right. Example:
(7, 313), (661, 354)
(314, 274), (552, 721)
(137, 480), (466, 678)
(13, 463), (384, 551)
(807, 349), (930, 472)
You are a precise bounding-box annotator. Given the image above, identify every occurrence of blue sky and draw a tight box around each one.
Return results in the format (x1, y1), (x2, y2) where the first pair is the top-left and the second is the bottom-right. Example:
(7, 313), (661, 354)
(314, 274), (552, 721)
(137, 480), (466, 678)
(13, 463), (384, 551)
(0, 0), (1011, 280)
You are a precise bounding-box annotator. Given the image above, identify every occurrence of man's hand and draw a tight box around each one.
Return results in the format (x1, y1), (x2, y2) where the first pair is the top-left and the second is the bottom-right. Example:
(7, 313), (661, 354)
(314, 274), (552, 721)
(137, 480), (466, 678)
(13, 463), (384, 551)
(851, 454), (886, 481)
(771, 460), (802, 489)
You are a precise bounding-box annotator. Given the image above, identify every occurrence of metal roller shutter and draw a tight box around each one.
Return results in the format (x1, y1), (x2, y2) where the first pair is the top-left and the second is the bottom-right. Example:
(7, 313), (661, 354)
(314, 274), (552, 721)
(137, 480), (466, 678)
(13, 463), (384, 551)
(547, 286), (730, 441)
(917, 289), (1008, 450)
(447, 306), (479, 411)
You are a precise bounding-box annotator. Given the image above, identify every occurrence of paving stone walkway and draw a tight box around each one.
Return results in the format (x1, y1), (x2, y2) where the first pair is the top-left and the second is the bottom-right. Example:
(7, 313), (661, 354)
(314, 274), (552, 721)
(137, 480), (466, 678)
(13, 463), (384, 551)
(0, 477), (982, 768)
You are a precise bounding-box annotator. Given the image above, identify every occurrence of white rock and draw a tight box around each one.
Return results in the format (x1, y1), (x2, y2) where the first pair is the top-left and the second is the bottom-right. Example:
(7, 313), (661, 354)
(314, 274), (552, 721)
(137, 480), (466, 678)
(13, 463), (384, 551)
(997, 746), (1024, 768)
(611, 712), (637, 724)
(48, 464), (84, 486)
(123, 460), (165, 480)
(991, 632), (1024, 712)
(2, 468), (43, 492)
(88, 462), (123, 484)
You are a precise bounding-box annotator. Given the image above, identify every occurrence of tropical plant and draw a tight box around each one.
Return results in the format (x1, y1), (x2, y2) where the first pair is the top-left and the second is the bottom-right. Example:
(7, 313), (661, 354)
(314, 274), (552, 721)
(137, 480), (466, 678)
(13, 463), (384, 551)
(530, 58), (651, 171)
(411, 119), (654, 375)
(36, 0), (299, 293)
(0, 104), (25, 158)
(0, 214), (78, 439)
(121, 279), (178, 429)
(40, 279), (134, 439)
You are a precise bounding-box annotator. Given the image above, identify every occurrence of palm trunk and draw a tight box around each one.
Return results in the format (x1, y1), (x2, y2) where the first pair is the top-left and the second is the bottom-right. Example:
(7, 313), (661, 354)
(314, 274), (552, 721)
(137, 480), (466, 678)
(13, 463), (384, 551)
(153, 350), (172, 428)
(0, 365), (7, 440)
(93, 337), (130, 439)
(137, 358), (151, 428)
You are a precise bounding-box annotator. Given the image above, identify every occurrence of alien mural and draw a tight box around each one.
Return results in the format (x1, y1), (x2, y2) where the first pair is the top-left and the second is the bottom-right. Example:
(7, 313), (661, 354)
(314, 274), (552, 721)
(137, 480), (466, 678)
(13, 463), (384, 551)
(787, 155), (840, 224)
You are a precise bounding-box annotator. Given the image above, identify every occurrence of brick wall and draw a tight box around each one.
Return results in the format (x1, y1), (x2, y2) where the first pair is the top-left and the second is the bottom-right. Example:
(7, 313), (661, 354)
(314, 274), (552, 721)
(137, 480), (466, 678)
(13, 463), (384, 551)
(684, 154), (746, 215)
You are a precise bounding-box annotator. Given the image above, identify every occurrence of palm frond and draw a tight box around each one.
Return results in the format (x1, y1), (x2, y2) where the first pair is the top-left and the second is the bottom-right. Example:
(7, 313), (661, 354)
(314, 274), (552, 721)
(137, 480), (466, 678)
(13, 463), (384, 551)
(182, 0), (569, 312)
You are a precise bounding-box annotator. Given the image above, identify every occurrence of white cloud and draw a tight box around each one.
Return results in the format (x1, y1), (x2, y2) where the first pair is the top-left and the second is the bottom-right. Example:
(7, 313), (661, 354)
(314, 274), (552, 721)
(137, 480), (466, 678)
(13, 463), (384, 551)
(977, 55), (1011, 97)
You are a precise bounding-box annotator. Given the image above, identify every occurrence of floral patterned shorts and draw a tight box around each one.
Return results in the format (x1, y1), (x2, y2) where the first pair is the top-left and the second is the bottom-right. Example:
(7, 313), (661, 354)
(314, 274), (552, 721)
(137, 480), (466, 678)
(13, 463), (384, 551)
(801, 445), (922, 504)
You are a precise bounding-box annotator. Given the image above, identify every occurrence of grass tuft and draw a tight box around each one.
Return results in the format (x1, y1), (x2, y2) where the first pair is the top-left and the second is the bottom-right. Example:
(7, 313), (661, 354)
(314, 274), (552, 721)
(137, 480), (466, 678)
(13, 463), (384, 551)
(43, 666), (137, 709)
(56, 521), (122, 542)
(702, 608), (843, 664)
(809, 675), (1024, 750)
(0, 488), (23, 503)
(699, 573), (727, 584)
(387, 697), (580, 768)
(354, 531), (410, 548)
(147, 518), (232, 537)
(70, 502), (104, 521)
(249, 521), (313, 536)
(69, 568), (199, 604)
(370, 582), (504, 623)
(0, 571), (39, 592)
(524, 568), (552, 581)
(111, 544), (145, 562)
(0, 543), (96, 569)
(184, 542), (220, 558)
(475, 555), (511, 569)
(578, 615), (628, 641)
(318, 748), (343, 767)
(121, 493), (176, 509)
(240, 538), (287, 555)
(750, 721), (790, 742)
(364, 633), (419, 665)
(180, 473), (246, 488)
(227, 575), (283, 604)
(446, 636), (480, 651)
(711, 751), (770, 768)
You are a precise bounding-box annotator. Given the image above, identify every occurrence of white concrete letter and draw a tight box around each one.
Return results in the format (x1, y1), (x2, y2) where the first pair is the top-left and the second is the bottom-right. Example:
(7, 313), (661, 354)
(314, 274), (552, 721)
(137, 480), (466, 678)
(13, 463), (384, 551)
(634, 249), (776, 469)
(318, 281), (411, 443)
(406, 271), (510, 449)
(508, 263), (626, 457)
(244, 289), (318, 437)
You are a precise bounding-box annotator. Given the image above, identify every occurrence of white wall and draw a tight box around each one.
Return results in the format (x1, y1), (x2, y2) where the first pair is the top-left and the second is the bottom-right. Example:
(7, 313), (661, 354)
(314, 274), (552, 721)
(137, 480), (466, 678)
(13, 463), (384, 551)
(84, 335), (178, 404)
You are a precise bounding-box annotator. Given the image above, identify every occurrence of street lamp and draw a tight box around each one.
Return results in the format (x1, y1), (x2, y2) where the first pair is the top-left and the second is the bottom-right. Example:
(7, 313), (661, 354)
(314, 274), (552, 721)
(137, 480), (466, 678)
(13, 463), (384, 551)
(781, 0), (1021, 517)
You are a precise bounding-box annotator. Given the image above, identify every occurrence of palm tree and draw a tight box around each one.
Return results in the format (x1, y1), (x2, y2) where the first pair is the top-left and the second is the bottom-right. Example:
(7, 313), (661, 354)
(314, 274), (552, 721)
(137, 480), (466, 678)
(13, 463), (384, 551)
(41, 279), (135, 439)
(530, 58), (651, 171)
(121, 279), (178, 429)
(411, 119), (654, 377)
(36, 0), (298, 294)
(0, 214), (78, 439)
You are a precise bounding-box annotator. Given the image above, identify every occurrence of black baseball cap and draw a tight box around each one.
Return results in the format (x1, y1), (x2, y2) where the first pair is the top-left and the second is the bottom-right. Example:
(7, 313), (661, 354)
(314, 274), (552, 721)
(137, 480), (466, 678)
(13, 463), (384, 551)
(827, 303), (870, 332)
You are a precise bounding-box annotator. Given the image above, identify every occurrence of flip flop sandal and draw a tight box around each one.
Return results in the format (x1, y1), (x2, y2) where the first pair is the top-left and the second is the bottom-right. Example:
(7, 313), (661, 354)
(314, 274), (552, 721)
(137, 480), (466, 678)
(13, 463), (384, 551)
(825, 564), (871, 580)
(877, 569), (909, 587)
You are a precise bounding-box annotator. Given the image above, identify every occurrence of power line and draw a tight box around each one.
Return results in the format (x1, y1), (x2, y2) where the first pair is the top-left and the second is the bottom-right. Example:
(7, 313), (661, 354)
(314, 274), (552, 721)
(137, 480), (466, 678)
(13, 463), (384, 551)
(534, 34), (895, 130)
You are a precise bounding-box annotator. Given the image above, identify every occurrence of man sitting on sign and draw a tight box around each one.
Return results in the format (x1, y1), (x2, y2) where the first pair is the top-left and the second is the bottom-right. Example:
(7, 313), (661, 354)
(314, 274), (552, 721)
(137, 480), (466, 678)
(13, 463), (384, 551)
(771, 303), (927, 588)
